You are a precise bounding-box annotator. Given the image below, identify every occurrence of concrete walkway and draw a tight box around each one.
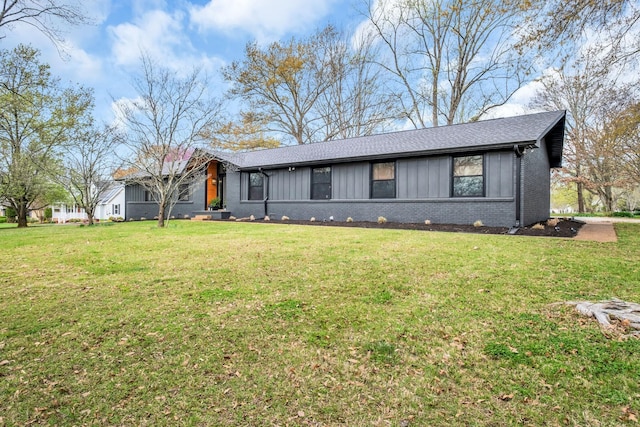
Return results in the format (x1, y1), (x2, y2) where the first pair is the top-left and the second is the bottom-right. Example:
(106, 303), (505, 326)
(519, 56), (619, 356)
(572, 216), (640, 243)
(574, 222), (618, 242)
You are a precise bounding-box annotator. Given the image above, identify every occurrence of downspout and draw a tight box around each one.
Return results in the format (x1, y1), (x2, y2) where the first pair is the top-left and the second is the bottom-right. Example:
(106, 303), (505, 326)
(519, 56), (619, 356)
(258, 167), (270, 219)
(513, 145), (525, 228)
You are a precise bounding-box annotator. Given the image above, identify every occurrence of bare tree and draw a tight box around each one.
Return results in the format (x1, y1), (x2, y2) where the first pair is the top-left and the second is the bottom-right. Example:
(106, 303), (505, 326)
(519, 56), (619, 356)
(531, 52), (638, 212)
(615, 102), (640, 186)
(519, 0), (639, 66)
(115, 54), (221, 228)
(0, 0), (91, 53)
(363, 0), (532, 127)
(223, 26), (336, 145)
(519, 0), (640, 210)
(57, 125), (120, 225)
(581, 113), (633, 212)
(314, 28), (395, 140)
(222, 25), (393, 145)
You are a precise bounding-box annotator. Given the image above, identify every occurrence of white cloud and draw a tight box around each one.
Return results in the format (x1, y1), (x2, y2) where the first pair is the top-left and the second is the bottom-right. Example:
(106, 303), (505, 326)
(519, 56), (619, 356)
(107, 7), (226, 77)
(189, 0), (337, 42)
(81, 0), (112, 25)
(482, 76), (551, 119)
(109, 96), (142, 131)
(350, 0), (404, 49)
(58, 44), (104, 84)
(0, 17), (104, 87)
(108, 9), (191, 69)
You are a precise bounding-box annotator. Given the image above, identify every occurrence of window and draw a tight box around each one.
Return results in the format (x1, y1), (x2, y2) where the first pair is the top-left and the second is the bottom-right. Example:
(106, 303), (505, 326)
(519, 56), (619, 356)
(452, 155), (484, 197)
(144, 190), (154, 202)
(371, 161), (396, 198)
(112, 204), (120, 215)
(311, 166), (331, 200)
(178, 184), (190, 201)
(248, 172), (264, 200)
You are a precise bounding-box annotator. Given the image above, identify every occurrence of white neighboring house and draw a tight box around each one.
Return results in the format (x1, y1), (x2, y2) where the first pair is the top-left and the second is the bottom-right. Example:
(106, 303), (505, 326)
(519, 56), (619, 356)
(51, 203), (88, 223)
(51, 183), (125, 223)
(95, 183), (125, 220)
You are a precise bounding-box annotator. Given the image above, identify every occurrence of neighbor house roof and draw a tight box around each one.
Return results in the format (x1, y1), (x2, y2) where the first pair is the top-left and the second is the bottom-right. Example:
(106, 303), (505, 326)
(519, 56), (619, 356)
(98, 182), (124, 205)
(211, 110), (566, 170)
(116, 149), (212, 181)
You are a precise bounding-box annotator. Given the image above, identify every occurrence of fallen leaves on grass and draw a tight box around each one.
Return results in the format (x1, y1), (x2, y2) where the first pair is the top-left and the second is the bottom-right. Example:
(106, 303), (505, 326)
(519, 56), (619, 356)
(622, 406), (638, 423)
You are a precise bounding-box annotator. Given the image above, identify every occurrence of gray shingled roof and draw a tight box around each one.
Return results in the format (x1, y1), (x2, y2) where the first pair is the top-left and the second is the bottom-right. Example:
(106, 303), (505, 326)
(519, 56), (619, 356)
(212, 110), (566, 170)
(98, 183), (124, 204)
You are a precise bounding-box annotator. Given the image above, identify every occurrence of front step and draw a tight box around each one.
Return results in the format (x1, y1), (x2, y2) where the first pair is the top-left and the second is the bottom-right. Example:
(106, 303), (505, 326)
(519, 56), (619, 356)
(190, 211), (232, 220)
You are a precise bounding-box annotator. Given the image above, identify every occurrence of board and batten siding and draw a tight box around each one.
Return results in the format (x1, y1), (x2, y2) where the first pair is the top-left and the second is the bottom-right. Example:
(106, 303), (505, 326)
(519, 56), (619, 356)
(397, 156), (450, 199)
(240, 151), (514, 201)
(269, 168), (310, 200)
(485, 152), (514, 198)
(125, 183), (147, 202)
(332, 162), (370, 199)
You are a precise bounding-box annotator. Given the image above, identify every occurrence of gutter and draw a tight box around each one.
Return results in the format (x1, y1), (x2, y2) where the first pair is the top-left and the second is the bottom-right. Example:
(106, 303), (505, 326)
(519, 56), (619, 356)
(512, 143), (538, 229)
(258, 167), (270, 219)
(513, 145), (524, 228)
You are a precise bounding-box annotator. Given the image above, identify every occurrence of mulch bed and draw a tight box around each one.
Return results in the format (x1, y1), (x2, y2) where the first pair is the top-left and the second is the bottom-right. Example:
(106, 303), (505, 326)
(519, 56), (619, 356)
(232, 218), (584, 238)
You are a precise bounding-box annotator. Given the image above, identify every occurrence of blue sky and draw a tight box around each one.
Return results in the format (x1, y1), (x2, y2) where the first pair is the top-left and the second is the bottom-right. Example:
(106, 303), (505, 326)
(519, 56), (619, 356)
(2, 0), (541, 128)
(2, 0), (366, 124)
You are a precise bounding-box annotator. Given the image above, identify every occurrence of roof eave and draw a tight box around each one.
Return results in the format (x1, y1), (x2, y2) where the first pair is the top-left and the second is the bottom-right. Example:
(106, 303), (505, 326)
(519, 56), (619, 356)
(236, 142), (531, 170)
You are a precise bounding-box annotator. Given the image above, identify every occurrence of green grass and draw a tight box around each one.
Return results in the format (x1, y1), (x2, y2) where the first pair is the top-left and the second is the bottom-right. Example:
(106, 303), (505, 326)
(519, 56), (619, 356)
(1, 221), (639, 426)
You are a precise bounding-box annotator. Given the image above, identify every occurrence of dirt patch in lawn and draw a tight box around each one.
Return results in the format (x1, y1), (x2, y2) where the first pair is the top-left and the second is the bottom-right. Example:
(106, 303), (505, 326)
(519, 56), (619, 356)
(235, 218), (584, 238)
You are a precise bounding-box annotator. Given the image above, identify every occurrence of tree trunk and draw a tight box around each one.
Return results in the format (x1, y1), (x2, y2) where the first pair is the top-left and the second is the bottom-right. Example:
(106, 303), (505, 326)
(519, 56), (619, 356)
(576, 163), (585, 213)
(577, 182), (585, 213)
(86, 207), (95, 225)
(432, 78), (439, 127)
(603, 186), (614, 212)
(157, 202), (166, 228)
(16, 199), (28, 228)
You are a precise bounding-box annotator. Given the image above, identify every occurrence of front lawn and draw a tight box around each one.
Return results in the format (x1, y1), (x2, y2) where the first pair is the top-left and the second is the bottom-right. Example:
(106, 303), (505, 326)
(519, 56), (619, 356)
(1, 221), (638, 425)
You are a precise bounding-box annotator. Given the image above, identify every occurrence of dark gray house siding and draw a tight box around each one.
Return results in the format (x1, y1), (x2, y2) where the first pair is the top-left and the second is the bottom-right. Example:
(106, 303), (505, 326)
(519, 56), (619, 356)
(520, 136), (552, 226)
(269, 168), (310, 200)
(124, 173), (207, 220)
(333, 162), (369, 199)
(224, 149), (521, 227)
(397, 157), (450, 199)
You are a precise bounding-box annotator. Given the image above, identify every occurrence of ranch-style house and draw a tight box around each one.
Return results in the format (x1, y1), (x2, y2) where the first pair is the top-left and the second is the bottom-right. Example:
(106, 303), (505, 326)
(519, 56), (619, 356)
(123, 110), (566, 228)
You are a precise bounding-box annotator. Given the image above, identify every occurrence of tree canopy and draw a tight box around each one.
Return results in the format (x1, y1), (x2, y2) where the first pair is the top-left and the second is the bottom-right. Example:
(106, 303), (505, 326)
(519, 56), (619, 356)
(0, 45), (93, 227)
(222, 25), (393, 145)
